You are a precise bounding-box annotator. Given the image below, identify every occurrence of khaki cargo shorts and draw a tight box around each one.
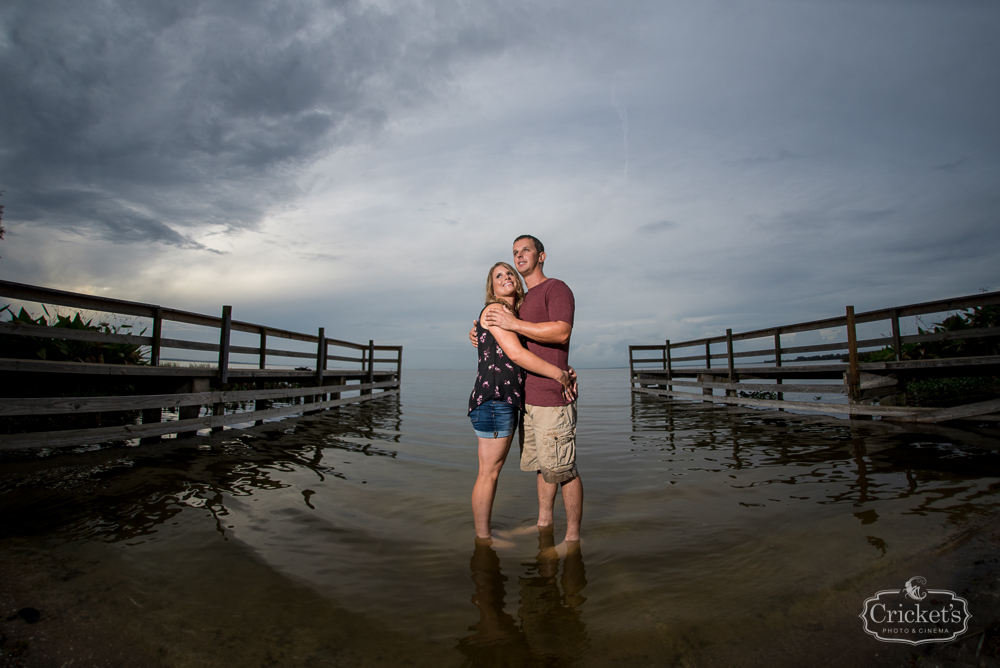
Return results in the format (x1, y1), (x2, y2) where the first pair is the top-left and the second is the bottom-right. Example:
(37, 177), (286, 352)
(519, 402), (578, 484)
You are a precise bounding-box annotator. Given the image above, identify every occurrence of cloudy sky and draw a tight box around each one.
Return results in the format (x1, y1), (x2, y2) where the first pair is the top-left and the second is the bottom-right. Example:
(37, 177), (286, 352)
(2, 0), (998, 368)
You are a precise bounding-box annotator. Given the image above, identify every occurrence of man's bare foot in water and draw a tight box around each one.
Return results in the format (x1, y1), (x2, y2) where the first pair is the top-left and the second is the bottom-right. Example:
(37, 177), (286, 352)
(475, 535), (516, 549)
(552, 538), (583, 558)
(494, 523), (543, 539)
(534, 524), (561, 561)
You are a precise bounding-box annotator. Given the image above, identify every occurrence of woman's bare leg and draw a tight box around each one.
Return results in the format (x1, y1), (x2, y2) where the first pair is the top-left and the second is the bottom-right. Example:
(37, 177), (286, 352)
(472, 434), (514, 539)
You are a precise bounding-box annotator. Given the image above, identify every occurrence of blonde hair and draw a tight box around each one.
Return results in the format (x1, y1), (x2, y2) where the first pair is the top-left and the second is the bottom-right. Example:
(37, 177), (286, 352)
(484, 262), (525, 315)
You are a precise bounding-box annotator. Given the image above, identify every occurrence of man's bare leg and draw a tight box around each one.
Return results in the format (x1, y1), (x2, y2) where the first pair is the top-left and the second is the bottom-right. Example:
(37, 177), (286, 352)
(536, 472), (558, 528)
(536, 472), (583, 542)
(561, 475), (583, 542)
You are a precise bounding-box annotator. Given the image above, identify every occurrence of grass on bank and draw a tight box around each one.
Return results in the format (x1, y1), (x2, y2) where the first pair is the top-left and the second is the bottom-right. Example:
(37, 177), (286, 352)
(858, 305), (1000, 408)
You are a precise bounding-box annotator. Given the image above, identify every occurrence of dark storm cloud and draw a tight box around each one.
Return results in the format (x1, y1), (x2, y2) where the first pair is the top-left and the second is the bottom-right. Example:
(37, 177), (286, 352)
(3, 0), (1000, 368)
(14, 188), (213, 250)
(0, 0), (528, 247)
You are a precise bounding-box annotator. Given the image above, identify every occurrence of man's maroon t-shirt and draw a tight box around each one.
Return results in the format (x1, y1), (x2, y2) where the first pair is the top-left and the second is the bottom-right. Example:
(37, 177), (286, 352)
(520, 278), (575, 407)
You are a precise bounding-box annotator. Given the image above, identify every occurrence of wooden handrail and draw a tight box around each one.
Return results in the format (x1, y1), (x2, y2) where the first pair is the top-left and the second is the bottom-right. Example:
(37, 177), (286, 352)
(0, 279), (401, 373)
(630, 291), (1000, 354)
(629, 291), (1000, 424)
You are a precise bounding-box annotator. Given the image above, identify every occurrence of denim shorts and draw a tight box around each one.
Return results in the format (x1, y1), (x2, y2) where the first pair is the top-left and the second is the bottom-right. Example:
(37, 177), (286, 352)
(469, 400), (519, 439)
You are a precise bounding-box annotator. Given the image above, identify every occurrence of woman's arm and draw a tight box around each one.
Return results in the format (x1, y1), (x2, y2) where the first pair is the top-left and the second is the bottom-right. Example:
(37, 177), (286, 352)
(484, 305), (575, 396)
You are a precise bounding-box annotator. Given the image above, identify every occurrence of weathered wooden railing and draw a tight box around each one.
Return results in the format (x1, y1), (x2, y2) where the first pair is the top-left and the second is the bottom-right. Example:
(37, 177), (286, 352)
(629, 291), (1000, 423)
(0, 279), (402, 451)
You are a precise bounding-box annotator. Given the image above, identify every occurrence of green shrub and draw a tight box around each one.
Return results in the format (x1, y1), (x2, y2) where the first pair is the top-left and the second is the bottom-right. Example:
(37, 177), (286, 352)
(908, 305), (999, 360)
(905, 376), (1000, 408)
(858, 305), (1000, 363)
(0, 305), (148, 365)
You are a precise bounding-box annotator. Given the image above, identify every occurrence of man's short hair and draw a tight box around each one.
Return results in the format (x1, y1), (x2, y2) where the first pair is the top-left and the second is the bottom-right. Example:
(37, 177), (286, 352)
(514, 235), (544, 255)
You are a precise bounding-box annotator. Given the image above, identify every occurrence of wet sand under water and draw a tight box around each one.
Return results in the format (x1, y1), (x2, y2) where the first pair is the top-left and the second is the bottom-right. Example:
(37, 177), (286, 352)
(1, 369), (999, 667)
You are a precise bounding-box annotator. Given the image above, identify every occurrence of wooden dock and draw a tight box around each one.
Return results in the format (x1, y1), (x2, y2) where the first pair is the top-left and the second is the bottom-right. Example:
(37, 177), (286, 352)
(0, 280), (402, 452)
(629, 292), (1000, 424)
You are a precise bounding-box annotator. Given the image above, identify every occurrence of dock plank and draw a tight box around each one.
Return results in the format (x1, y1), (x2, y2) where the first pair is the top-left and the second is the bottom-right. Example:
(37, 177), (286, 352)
(0, 389), (400, 451)
(0, 380), (399, 416)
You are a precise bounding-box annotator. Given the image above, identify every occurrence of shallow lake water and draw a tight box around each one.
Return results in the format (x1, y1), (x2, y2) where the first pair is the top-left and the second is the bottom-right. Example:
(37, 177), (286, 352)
(1, 369), (999, 666)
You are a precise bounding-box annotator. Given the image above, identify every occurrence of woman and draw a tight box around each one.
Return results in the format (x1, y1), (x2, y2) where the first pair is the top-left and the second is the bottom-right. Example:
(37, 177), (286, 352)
(469, 262), (575, 542)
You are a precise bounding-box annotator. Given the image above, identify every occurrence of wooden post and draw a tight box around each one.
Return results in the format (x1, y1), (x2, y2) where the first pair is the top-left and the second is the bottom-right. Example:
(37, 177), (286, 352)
(658, 342), (667, 390)
(395, 347), (403, 388)
(774, 329), (783, 403)
(888, 308), (908, 406)
(846, 305), (861, 404)
(628, 346), (635, 388)
(255, 327), (268, 425)
(316, 328), (326, 384)
(218, 306), (232, 385)
(698, 374), (714, 401)
(140, 377), (163, 443)
(151, 307), (163, 367)
(699, 339), (714, 399)
(179, 378), (211, 438)
(141, 307), (165, 437)
(140, 404), (163, 439)
(259, 328), (267, 369)
(214, 305), (232, 431)
(318, 328), (329, 405)
(665, 340), (672, 392)
(726, 329), (736, 397)
(891, 309), (902, 362)
(368, 339), (375, 385)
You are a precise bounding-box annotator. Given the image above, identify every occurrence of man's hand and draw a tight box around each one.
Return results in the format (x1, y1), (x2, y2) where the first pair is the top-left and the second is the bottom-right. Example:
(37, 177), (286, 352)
(469, 321), (478, 347)
(482, 307), (519, 333)
(557, 366), (579, 402)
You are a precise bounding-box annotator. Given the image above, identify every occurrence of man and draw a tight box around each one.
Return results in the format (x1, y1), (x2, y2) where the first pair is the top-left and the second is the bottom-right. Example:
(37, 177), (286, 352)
(472, 235), (582, 543)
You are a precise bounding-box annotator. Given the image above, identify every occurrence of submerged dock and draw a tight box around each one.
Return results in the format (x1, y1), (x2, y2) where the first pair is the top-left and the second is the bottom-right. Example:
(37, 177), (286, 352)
(629, 292), (1000, 423)
(0, 280), (402, 452)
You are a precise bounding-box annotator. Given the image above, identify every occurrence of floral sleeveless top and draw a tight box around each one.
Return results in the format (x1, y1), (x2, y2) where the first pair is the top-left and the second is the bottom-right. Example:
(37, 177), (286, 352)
(468, 306), (527, 414)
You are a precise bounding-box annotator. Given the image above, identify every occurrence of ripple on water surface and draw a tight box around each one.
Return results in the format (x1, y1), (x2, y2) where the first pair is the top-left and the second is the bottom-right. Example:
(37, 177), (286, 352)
(1, 369), (999, 665)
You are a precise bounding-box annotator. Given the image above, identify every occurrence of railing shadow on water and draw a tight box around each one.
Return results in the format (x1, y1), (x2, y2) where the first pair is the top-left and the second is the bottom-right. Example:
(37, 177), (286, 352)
(456, 529), (589, 667)
(627, 390), (1000, 528)
(0, 394), (404, 544)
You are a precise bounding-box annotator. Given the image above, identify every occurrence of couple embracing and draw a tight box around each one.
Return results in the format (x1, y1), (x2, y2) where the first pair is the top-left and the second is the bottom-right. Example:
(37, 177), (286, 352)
(467, 235), (583, 546)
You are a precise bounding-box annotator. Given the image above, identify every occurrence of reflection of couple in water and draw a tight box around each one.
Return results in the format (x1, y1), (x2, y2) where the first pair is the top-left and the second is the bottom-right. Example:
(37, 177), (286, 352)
(467, 235), (583, 546)
(457, 530), (588, 666)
